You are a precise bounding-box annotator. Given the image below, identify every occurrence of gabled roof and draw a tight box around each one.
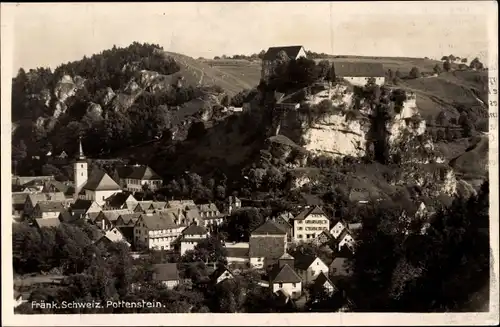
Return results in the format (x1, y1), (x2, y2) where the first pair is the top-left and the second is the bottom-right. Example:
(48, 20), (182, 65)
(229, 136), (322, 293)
(82, 170), (121, 191)
(312, 271), (336, 292)
(140, 213), (178, 230)
(27, 192), (65, 205)
(117, 165), (162, 180)
(251, 220), (287, 236)
(151, 201), (167, 210)
(152, 263), (179, 281)
(105, 193), (137, 209)
(185, 209), (201, 223)
(102, 209), (131, 222)
(182, 224), (208, 235)
(134, 201), (154, 212)
(34, 217), (61, 228)
(210, 265), (234, 283)
(293, 206), (327, 221)
(332, 61), (385, 78)
(36, 201), (65, 212)
(12, 193), (29, 205)
(293, 253), (320, 270)
(279, 253), (295, 260)
(87, 211), (102, 221)
(270, 264), (302, 283)
(116, 213), (142, 226)
(58, 209), (80, 223)
(263, 46), (305, 61)
(71, 199), (94, 211)
(43, 180), (70, 194)
(249, 235), (286, 258)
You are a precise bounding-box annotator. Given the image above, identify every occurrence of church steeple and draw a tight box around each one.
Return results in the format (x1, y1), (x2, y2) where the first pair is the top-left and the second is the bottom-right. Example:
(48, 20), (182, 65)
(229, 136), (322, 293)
(78, 136), (86, 161)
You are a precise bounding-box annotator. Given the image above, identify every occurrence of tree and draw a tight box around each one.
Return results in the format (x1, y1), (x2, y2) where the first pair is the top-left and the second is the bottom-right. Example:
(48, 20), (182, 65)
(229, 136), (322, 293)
(443, 60), (451, 72)
(441, 56), (449, 61)
(448, 54), (456, 62)
(12, 140), (28, 162)
(317, 60), (331, 80)
(182, 236), (227, 265)
(187, 121), (207, 140)
(408, 67), (421, 79)
(221, 95), (229, 107)
(469, 57), (484, 70)
(222, 207), (264, 242)
(436, 129), (446, 142)
(433, 64), (442, 75)
(461, 58), (468, 63)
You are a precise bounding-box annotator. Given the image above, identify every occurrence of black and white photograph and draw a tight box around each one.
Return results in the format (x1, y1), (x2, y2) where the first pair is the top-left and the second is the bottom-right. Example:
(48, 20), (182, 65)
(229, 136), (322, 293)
(1, 1), (498, 325)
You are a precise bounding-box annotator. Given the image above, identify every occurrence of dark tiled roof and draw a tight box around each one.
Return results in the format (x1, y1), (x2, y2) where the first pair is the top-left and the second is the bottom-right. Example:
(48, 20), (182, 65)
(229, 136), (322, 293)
(105, 193), (136, 209)
(293, 206), (326, 221)
(153, 263), (179, 281)
(312, 271), (336, 291)
(141, 214), (178, 230)
(43, 180), (70, 194)
(182, 224), (208, 235)
(117, 165), (162, 180)
(198, 203), (220, 213)
(36, 201), (65, 212)
(263, 46), (305, 61)
(82, 170), (121, 191)
(12, 193), (29, 205)
(332, 61), (385, 78)
(293, 253), (318, 270)
(225, 247), (249, 258)
(134, 201), (154, 212)
(35, 217), (61, 228)
(102, 210), (130, 222)
(71, 199), (94, 210)
(249, 236), (285, 258)
(251, 220), (286, 236)
(87, 211), (102, 221)
(270, 264), (302, 283)
(58, 210), (80, 223)
(116, 213), (141, 226)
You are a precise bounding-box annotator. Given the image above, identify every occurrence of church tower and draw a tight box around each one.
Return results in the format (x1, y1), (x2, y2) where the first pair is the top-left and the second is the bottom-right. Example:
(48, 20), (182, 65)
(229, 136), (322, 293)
(74, 136), (88, 199)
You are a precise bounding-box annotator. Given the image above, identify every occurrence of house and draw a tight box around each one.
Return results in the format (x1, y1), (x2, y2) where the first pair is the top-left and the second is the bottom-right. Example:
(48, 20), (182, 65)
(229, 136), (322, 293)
(58, 209), (82, 224)
(228, 196), (241, 214)
(334, 229), (356, 253)
(115, 213), (142, 227)
(167, 199), (196, 209)
(23, 192), (66, 218)
(104, 193), (138, 211)
(134, 213), (182, 251)
(293, 253), (329, 285)
(310, 271), (337, 296)
(42, 180), (73, 197)
(198, 203), (225, 227)
(249, 220), (287, 269)
(329, 251), (353, 278)
(33, 217), (61, 230)
(116, 164), (163, 192)
(291, 206), (330, 242)
(179, 224), (209, 256)
(185, 207), (202, 226)
(32, 201), (65, 219)
(152, 263), (180, 289)
(331, 61), (385, 87)
(261, 45), (307, 81)
(96, 227), (131, 247)
(315, 230), (333, 245)
(12, 192), (29, 218)
(330, 220), (348, 239)
(269, 264), (302, 299)
(224, 243), (250, 266)
(77, 169), (123, 206)
(58, 151), (68, 159)
(71, 199), (102, 219)
(273, 213), (294, 242)
(210, 265), (234, 285)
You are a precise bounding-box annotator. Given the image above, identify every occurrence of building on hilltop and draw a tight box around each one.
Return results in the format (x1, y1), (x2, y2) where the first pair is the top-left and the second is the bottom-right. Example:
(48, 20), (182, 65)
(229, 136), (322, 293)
(331, 61), (385, 87)
(261, 45), (307, 81)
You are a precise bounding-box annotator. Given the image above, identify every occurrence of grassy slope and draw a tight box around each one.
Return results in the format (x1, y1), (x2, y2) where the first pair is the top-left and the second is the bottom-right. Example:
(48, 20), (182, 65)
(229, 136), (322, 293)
(163, 52), (255, 96)
(449, 135), (489, 180)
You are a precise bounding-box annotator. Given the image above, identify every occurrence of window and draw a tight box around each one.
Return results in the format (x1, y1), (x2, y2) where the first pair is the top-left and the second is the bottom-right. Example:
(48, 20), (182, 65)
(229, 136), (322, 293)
(279, 283), (283, 288)
(81, 173), (83, 176)
(292, 283), (296, 287)
(81, 164), (83, 168)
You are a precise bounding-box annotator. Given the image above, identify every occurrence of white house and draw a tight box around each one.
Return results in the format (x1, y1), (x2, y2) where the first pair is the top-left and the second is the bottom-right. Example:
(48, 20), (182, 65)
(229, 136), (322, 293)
(115, 164), (163, 192)
(292, 206), (330, 242)
(103, 227), (130, 246)
(335, 229), (356, 253)
(152, 263), (180, 289)
(269, 264), (302, 299)
(293, 254), (329, 285)
(330, 220), (347, 239)
(77, 169), (123, 206)
(179, 224), (209, 256)
(332, 61), (385, 87)
(210, 266), (235, 284)
(133, 213), (181, 251)
(261, 45), (307, 81)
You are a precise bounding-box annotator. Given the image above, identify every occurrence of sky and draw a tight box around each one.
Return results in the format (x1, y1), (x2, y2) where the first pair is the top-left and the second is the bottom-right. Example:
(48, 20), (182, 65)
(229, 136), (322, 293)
(5, 1), (496, 71)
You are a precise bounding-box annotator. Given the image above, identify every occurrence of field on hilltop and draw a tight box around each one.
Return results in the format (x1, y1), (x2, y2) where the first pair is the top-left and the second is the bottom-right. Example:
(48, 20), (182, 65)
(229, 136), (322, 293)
(164, 52), (255, 95)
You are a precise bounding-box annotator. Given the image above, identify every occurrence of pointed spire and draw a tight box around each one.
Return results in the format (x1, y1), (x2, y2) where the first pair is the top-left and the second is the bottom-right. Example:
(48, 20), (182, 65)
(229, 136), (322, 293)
(78, 136), (86, 160)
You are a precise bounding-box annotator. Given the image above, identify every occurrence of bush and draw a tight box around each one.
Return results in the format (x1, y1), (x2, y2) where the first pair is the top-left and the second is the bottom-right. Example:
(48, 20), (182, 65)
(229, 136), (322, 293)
(408, 67), (421, 79)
